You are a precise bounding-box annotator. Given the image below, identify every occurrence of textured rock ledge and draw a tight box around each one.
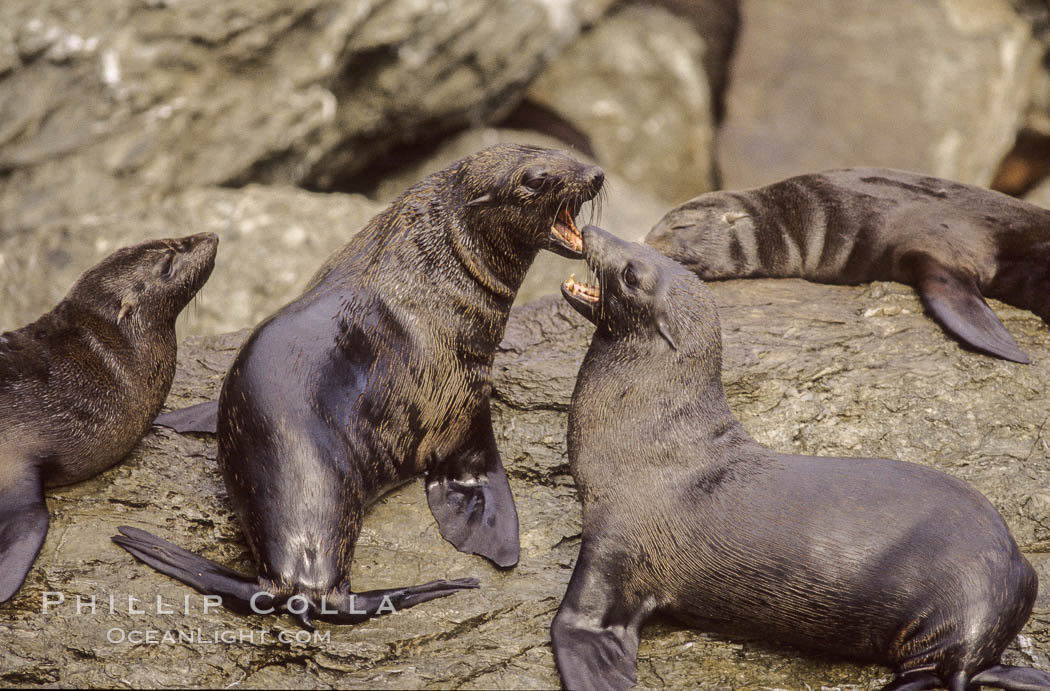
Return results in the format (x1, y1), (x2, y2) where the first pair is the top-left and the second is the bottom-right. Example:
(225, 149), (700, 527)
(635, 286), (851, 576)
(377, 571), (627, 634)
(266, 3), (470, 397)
(3, 279), (1049, 689)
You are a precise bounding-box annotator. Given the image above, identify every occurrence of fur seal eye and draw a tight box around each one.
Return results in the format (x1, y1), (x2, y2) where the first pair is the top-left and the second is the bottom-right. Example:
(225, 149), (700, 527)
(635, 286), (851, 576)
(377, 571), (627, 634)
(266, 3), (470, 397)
(623, 264), (639, 289)
(522, 169), (548, 193)
(156, 252), (175, 278)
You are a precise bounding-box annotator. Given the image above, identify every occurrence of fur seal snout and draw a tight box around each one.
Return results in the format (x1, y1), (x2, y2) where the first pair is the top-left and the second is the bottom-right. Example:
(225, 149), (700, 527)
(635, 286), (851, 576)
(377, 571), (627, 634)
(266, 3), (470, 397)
(115, 145), (605, 628)
(645, 167), (1050, 363)
(553, 225), (1048, 691)
(0, 232), (218, 603)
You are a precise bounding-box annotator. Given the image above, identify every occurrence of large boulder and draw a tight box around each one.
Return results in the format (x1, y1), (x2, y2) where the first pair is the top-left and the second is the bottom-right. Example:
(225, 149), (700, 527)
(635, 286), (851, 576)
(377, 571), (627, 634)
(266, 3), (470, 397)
(719, 0), (1042, 189)
(525, 4), (717, 205)
(4, 281), (1048, 688)
(0, 185), (384, 336)
(0, 0), (612, 234)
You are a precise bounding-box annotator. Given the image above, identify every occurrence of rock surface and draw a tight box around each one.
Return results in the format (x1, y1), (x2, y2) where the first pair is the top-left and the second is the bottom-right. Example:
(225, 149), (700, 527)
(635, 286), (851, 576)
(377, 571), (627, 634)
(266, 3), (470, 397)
(0, 185), (384, 337)
(4, 280), (1048, 689)
(719, 0), (1042, 189)
(0, 0), (612, 235)
(525, 4), (717, 204)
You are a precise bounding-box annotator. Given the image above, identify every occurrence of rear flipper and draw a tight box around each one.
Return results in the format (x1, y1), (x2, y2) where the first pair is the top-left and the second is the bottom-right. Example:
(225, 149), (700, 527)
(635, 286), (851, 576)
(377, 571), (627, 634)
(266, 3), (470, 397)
(551, 542), (652, 691)
(112, 526), (258, 613)
(878, 671), (942, 691)
(903, 252), (1030, 364)
(426, 402), (519, 568)
(314, 577), (480, 627)
(153, 401), (218, 434)
(969, 664), (1050, 690)
(0, 466), (50, 603)
(113, 526), (479, 628)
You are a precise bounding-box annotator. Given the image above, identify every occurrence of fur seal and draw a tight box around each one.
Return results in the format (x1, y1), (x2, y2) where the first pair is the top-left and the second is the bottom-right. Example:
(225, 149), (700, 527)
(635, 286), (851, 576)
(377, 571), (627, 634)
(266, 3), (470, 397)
(553, 224), (1048, 691)
(645, 167), (1050, 363)
(0, 232), (218, 603)
(114, 144), (605, 627)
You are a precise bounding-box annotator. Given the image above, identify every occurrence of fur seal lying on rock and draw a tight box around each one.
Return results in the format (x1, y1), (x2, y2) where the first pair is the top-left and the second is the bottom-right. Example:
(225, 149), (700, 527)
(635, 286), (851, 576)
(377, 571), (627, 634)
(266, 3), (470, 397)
(554, 224), (1048, 691)
(0, 232), (218, 603)
(646, 167), (1050, 363)
(115, 144), (605, 627)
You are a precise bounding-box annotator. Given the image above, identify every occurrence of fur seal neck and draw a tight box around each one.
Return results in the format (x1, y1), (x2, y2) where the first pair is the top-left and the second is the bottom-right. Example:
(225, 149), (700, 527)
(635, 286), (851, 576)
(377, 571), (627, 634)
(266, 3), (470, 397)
(554, 224), (1047, 691)
(117, 145), (606, 629)
(0, 232), (217, 604)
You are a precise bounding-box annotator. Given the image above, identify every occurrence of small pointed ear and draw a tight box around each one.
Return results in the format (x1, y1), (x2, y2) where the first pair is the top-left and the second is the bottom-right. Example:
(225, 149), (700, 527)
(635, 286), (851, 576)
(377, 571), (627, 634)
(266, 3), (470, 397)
(466, 193), (493, 208)
(656, 313), (678, 350)
(721, 211), (750, 225)
(117, 295), (138, 324)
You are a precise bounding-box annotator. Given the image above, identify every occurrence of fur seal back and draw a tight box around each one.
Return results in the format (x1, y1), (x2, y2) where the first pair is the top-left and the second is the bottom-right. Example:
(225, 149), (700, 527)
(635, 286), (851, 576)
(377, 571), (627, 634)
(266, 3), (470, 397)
(646, 167), (1050, 363)
(115, 144), (606, 627)
(554, 224), (1048, 691)
(0, 232), (217, 603)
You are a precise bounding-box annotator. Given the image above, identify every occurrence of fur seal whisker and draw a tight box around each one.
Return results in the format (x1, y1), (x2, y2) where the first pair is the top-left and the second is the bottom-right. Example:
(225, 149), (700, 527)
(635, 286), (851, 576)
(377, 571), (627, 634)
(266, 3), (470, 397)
(0, 232), (217, 604)
(127, 145), (606, 629)
(647, 167), (1050, 363)
(554, 224), (1049, 691)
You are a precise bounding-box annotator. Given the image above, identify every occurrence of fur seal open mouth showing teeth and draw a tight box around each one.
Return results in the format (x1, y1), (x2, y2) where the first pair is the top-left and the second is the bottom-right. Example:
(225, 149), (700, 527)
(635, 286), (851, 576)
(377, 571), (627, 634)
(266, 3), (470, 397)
(553, 224), (1049, 691)
(117, 144), (606, 630)
(562, 273), (600, 302)
(551, 207), (585, 256)
(561, 271), (601, 323)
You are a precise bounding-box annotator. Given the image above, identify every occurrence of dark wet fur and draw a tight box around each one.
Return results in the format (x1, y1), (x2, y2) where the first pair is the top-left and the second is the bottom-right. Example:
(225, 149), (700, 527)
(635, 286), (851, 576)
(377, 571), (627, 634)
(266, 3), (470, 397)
(117, 144), (605, 626)
(553, 225), (1048, 691)
(0, 233), (217, 603)
(646, 167), (1050, 363)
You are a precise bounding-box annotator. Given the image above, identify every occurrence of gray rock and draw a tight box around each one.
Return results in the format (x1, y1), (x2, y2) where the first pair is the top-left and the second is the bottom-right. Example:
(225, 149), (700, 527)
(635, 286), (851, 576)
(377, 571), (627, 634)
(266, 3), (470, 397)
(0, 185), (384, 336)
(719, 0), (1042, 189)
(372, 127), (669, 305)
(643, 0), (740, 122)
(4, 280), (1048, 688)
(0, 0), (612, 234)
(526, 4), (717, 205)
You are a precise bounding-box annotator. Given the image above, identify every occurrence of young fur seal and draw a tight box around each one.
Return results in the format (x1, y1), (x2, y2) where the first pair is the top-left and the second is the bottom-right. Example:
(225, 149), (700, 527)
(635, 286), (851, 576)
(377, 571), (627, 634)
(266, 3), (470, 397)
(0, 232), (218, 604)
(554, 224), (1049, 691)
(114, 144), (605, 627)
(646, 167), (1050, 363)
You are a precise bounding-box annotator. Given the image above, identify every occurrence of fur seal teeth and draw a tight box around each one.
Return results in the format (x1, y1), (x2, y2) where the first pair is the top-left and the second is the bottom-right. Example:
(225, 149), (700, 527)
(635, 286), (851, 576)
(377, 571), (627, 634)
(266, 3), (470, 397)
(552, 208), (584, 253)
(563, 273), (600, 303)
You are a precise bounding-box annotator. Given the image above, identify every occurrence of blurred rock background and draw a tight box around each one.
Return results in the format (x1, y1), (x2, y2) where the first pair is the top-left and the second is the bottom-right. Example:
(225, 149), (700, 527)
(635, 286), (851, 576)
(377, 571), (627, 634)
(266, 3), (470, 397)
(2, 0), (1050, 688)
(6, 0), (1050, 334)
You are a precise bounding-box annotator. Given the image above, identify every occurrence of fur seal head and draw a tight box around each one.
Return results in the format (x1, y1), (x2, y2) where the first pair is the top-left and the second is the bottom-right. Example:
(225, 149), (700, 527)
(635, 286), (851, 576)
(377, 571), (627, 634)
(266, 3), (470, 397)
(562, 224), (719, 357)
(457, 144), (605, 258)
(553, 225), (1048, 691)
(0, 231), (218, 604)
(60, 232), (219, 334)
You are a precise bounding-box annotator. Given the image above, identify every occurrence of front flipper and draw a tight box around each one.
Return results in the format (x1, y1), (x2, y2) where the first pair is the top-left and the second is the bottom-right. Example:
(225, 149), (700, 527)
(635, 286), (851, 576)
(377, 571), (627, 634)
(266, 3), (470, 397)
(0, 465), (50, 603)
(970, 664), (1050, 690)
(551, 543), (652, 691)
(153, 400), (219, 434)
(425, 403), (519, 568)
(904, 252), (1030, 364)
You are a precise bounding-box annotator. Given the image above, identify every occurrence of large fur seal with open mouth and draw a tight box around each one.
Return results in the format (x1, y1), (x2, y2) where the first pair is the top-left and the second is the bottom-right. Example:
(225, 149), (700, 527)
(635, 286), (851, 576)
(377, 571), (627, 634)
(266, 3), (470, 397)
(646, 167), (1050, 363)
(0, 232), (218, 604)
(114, 144), (605, 627)
(554, 224), (1048, 691)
